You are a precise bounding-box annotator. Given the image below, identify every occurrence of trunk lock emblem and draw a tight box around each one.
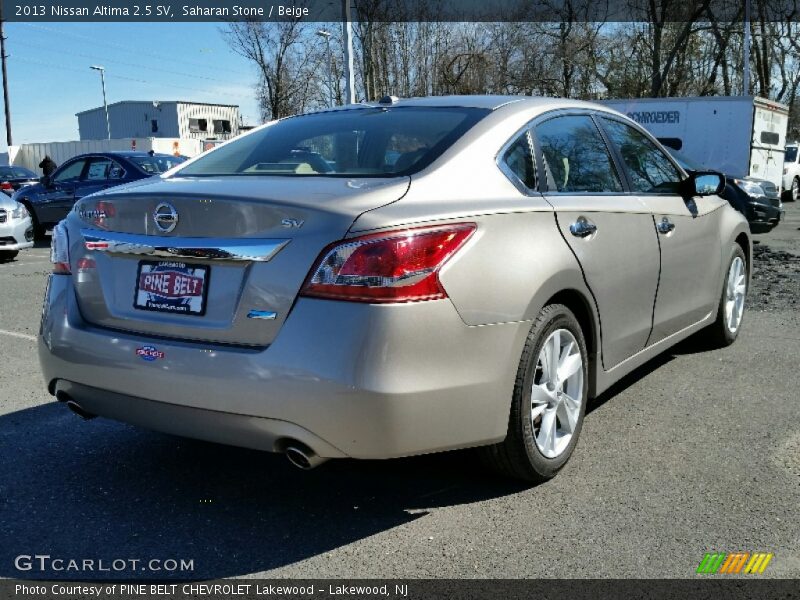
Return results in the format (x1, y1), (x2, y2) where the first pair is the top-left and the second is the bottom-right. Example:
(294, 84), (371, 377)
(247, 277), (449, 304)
(153, 203), (179, 233)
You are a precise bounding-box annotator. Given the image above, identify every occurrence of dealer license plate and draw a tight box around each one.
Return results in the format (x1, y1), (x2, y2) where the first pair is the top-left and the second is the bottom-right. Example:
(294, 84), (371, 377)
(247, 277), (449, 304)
(134, 260), (209, 316)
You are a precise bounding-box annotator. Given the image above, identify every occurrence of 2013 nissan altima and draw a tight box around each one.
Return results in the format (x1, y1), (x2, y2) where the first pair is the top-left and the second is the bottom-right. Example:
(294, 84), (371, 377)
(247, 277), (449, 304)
(39, 96), (750, 481)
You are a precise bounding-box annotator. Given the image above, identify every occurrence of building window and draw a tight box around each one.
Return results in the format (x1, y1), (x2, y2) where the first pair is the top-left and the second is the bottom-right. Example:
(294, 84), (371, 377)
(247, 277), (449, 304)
(214, 119), (232, 134)
(151, 119), (159, 133)
(189, 118), (208, 133)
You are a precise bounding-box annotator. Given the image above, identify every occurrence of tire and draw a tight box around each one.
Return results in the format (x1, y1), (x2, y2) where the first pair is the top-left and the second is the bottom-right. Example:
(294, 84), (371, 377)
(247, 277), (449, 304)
(703, 245), (748, 348)
(793, 178), (800, 202)
(0, 250), (19, 261)
(20, 201), (44, 241)
(482, 304), (589, 483)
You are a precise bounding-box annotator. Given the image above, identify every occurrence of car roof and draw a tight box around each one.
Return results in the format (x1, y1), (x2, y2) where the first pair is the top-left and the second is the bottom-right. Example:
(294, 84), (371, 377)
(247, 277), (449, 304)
(323, 94), (610, 113)
(68, 151), (176, 159)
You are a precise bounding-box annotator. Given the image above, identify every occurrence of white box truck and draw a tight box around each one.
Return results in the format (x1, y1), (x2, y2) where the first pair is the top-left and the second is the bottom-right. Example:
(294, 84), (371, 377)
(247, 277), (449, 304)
(600, 96), (789, 193)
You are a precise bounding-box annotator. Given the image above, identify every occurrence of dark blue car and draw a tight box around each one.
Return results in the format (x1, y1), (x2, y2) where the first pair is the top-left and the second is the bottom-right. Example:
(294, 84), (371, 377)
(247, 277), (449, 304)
(12, 151), (185, 239)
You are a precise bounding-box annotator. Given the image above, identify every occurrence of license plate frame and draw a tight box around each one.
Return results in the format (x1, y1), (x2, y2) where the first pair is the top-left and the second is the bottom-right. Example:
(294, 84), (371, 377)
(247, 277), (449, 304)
(133, 260), (210, 316)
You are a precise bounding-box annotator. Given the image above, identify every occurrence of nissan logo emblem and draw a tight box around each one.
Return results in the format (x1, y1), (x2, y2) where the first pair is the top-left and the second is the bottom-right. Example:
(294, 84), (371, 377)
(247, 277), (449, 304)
(153, 203), (178, 233)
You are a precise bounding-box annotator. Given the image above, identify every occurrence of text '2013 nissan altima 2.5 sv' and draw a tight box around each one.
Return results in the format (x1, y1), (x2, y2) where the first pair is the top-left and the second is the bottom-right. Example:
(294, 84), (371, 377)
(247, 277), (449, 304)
(39, 96), (751, 482)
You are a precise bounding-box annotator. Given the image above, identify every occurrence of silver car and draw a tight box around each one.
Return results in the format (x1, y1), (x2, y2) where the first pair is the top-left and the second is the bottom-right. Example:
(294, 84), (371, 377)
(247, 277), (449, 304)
(39, 96), (750, 481)
(0, 194), (34, 260)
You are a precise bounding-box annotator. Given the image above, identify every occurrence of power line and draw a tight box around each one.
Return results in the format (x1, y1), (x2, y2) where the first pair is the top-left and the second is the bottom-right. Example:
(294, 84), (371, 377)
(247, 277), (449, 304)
(10, 55), (250, 100)
(15, 22), (246, 76)
(9, 38), (250, 87)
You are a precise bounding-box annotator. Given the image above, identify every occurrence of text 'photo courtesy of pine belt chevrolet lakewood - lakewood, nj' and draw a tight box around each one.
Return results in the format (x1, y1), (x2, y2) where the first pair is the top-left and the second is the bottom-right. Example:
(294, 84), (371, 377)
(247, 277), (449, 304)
(37, 95), (752, 482)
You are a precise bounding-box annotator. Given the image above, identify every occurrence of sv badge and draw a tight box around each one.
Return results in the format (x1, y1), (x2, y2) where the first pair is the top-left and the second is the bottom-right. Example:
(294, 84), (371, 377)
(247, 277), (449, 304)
(281, 218), (304, 229)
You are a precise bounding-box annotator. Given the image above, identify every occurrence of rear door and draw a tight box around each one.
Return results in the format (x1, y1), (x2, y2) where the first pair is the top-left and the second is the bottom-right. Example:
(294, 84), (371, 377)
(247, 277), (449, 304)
(532, 113), (661, 370)
(37, 158), (87, 225)
(597, 115), (726, 344)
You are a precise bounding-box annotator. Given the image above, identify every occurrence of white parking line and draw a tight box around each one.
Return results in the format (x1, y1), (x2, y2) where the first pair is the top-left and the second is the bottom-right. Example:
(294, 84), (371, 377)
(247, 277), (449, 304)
(0, 329), (36, 342)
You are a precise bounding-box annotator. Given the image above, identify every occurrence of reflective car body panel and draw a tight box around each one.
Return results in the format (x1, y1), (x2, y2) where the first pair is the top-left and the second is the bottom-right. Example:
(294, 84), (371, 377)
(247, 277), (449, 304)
(39, 96), (750, 459)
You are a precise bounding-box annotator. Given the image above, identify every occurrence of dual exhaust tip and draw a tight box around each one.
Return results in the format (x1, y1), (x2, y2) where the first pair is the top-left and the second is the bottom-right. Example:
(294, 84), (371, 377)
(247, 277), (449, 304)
(57, 391), (327, 470)
(56, 391), (96, 420)
(284, 443), (328, 470)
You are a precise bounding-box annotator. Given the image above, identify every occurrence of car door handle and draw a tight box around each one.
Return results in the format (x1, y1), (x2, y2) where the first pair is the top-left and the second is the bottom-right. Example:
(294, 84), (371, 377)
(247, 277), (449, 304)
(657, 217), (675, 234)
(569, 217), (597, 238)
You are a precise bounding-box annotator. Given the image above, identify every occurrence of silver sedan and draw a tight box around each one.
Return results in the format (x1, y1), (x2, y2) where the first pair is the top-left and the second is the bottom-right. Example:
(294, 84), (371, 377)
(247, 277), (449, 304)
(39, 96), (750, 481)
(0, 194), (34, 261)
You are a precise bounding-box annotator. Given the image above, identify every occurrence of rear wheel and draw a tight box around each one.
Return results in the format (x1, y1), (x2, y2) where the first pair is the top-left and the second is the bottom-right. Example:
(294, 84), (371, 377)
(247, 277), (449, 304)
(0, 250), (19, 261)
(703, 245), (747, 347)
(482, 304), (588, 482)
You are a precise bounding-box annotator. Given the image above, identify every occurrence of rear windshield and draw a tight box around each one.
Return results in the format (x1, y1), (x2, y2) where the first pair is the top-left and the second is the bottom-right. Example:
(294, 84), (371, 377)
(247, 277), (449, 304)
(130, 155), (186, 174)
(786, 146), (798, 163)
(177, 106), (490, 178)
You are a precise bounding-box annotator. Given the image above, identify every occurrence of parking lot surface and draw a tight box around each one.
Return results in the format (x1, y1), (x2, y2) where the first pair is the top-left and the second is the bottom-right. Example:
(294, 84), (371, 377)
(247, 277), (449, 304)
(0, 204), (798, 579)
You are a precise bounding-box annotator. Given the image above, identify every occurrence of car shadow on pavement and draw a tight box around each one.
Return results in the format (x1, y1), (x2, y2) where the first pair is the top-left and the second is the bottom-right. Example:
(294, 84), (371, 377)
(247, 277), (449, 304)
(0, 402), (528, 580)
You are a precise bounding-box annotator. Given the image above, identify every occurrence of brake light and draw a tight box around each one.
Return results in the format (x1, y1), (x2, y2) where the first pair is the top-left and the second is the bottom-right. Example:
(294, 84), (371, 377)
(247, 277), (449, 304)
(300, 223), (476, 303)
(0, 181), (13, 191)
(50, 222), (70, 274)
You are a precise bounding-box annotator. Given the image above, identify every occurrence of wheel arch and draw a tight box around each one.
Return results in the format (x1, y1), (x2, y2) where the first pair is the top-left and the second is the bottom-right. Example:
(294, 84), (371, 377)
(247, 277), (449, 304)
(542, 288), (601, 398)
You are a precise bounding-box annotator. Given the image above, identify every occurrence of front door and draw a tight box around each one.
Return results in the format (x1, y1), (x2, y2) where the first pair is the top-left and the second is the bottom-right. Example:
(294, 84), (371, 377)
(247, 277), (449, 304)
(597, 115), (726, 344)
(38, 158), (87, 226)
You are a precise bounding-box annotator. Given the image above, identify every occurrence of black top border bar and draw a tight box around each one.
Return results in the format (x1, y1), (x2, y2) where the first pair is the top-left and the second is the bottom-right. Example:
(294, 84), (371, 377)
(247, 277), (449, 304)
(2, 0), (799, 23)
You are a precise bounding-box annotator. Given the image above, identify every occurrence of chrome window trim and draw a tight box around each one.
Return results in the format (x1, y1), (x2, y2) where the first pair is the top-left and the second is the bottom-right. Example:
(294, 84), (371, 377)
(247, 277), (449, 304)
(80, 229), (290, 263)
(496, 126), (539, 196)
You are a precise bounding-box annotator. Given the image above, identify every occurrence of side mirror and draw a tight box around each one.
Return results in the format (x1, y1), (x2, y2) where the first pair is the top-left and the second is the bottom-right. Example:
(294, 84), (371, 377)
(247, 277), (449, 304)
(681, 171), (724, 197)
(40, 175), (52, 188)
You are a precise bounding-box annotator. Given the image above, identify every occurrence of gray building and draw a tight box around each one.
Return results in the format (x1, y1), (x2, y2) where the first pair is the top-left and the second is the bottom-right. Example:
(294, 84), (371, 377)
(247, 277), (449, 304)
(77, 101), (241, 141)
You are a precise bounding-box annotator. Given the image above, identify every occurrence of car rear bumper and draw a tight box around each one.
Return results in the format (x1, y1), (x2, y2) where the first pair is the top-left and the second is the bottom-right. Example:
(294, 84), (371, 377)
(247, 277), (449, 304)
(0, 215), (34, 250)
(39, 274), (527, 459)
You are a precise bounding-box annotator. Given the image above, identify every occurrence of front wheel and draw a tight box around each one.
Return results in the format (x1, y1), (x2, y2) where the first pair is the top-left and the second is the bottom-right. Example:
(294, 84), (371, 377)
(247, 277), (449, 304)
(703, 245), (748, 347)
(792, 178), (799, 202)
(482, 304), (588, 483)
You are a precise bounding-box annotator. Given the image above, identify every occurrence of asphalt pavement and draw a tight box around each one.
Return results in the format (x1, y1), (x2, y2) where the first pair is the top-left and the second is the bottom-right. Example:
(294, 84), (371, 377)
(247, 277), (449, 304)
(0, 205), (798, 580)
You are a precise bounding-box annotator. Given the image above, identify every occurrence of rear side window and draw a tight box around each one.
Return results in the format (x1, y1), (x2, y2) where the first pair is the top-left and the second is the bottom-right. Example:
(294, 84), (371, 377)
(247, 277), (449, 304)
(178, 107), (489, 177)
(601, 118), (682, 194)
(500, 132), (536, 190)
(785, 147), (798, 163)
(534, 115), (622, 193)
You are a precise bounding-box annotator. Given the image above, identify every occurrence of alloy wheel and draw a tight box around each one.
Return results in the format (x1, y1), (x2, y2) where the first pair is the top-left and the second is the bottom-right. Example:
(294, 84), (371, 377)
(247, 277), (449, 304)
(725, 256), (746, 333)
(531, 328), (584, 458)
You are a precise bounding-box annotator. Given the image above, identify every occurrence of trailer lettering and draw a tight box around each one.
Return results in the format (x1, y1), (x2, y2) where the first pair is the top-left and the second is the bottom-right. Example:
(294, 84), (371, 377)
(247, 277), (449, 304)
(626, 111), (680, 125)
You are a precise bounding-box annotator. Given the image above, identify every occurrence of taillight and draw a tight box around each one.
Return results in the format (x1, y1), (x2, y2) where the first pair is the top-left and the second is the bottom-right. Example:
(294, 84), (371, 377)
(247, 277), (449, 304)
(50, 222), (70, 274)
(0, 181), (13, 191)
(300, 223), (476, 303)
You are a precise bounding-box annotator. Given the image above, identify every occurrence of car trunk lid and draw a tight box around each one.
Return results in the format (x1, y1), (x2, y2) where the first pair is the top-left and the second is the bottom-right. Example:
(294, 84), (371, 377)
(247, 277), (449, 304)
(69, 175), (409, 346)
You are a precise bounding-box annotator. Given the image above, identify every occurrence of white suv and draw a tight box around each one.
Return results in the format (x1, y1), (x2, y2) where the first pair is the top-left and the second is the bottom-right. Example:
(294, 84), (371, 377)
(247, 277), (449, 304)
(784, 144), (800, 201)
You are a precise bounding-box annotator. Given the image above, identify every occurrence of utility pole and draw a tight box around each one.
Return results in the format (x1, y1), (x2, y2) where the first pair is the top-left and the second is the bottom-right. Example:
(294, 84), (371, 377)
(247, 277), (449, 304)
(0, 7), (13, 147)
(341, 0), (355, 104)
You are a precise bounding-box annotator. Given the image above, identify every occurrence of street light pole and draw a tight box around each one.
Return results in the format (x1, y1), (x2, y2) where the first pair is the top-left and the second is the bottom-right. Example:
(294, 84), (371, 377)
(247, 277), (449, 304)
(743, 0), (751, 96)
(341, 0), (355, 105)
(90, 65), (110, 139)
(316, 29), (335, 108)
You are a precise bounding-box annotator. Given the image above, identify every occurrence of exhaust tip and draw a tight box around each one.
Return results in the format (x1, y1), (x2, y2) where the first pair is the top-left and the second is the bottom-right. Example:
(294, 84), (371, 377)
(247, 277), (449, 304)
(63, 398), (97, 420)
(284, 443), (328, 470)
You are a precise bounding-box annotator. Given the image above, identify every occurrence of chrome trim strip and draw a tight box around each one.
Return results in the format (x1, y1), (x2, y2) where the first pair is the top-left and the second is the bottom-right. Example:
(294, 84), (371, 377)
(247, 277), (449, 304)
(80, 229), (290, 262)
(247, 310), (277, 320)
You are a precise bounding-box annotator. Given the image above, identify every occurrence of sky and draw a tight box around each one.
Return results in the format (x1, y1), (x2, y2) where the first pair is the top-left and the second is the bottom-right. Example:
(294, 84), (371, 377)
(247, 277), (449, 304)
(1, 22), (262, 151)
